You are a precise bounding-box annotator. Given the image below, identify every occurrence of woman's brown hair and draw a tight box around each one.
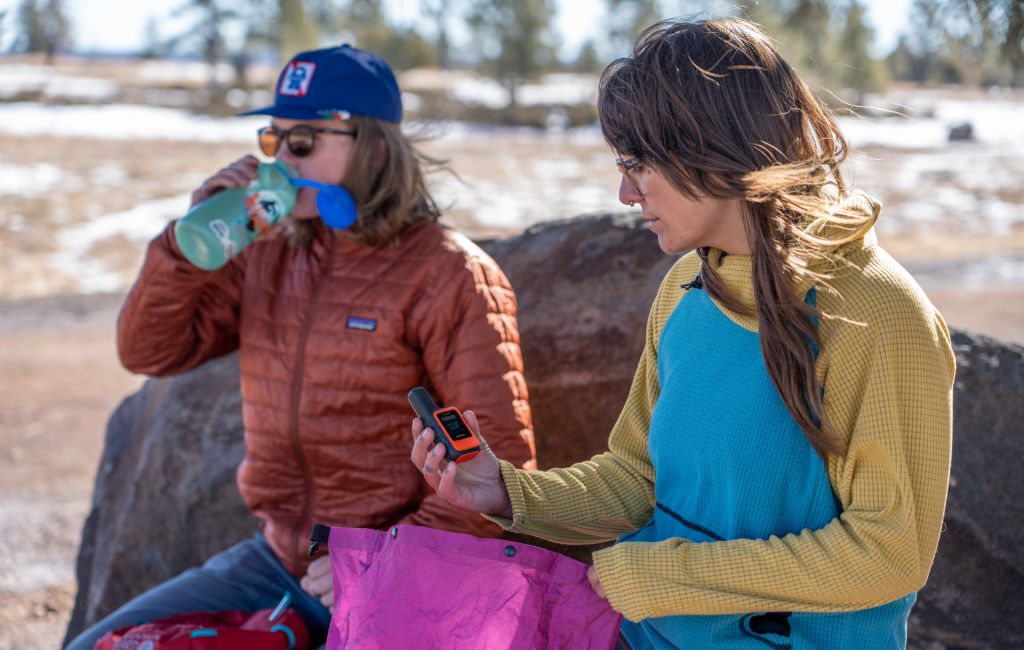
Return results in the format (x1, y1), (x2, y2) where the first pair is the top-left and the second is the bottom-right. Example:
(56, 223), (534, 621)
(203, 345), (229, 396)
(599, 18), (872, 457)
(287, 116), (444, 247)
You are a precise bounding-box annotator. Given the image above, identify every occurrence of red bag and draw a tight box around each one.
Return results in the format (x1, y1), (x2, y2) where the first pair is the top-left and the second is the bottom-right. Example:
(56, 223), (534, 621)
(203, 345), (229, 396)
(93, 606), (310, 650)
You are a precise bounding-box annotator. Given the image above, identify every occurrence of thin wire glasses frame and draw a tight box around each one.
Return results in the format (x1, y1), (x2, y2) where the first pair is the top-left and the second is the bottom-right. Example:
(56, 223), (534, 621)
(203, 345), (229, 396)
(258, 124), (357, 158)
(615, 155), (645, 196)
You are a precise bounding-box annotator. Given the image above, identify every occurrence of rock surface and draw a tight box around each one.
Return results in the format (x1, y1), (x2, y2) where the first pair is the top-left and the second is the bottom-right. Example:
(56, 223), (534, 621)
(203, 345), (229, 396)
(482, 213), (679, 468)
(67, 214), (1024, 648)
(64, 353), (257, 643)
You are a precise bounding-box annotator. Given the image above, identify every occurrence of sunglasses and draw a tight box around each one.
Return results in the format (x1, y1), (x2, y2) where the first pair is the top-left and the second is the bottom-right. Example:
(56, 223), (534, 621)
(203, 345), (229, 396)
(257, 124), (357, 158)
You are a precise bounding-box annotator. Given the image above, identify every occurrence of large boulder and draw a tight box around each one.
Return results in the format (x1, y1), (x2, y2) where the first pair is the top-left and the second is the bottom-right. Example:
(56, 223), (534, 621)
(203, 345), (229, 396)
(63, 353), (256, 643)
(481, 214), (679, 468)
(67, 214), (1024, 648)
(908, 331), (1024, 649)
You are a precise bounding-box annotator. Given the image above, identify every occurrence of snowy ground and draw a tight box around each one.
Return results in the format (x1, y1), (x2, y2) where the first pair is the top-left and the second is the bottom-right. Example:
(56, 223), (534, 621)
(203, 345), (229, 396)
(0, 89), (1022, 300)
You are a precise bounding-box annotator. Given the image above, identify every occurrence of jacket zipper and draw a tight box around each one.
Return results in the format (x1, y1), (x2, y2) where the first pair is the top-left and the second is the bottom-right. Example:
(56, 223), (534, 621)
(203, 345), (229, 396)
(288, 240), (337, 561)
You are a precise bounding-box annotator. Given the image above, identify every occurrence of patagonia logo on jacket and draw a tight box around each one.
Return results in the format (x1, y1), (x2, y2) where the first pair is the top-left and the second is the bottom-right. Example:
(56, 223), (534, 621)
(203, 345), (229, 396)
(346, 316), (377, 332)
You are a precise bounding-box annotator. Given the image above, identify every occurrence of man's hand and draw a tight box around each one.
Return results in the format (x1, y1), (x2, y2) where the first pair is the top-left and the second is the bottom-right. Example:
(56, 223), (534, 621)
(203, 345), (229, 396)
(300, 555), (334, 611)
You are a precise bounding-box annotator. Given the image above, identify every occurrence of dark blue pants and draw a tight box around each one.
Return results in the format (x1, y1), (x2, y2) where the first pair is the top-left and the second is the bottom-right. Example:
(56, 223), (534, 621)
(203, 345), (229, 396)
(65, 534), (331, 650)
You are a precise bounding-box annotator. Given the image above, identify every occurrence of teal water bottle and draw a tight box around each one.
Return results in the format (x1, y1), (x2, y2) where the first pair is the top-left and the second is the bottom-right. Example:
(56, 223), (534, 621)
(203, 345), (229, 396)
(174, 161), (298, 270)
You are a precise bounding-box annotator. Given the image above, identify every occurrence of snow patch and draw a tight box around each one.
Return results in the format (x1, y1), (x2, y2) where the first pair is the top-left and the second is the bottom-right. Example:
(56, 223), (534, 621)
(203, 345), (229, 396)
(50, 194), (187, 293)
(0, 102), (264, 142)
(0, 65), (119, 101)
(0, 161), (68, 196)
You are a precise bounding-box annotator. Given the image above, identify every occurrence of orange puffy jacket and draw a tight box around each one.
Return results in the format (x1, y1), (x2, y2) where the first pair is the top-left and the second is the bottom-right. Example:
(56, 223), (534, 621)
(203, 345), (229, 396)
(118, 218), (536, 575)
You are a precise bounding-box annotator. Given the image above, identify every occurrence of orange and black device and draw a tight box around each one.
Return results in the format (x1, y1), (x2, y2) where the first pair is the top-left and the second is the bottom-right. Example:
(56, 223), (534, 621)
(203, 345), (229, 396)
(408, 387), (481, 463)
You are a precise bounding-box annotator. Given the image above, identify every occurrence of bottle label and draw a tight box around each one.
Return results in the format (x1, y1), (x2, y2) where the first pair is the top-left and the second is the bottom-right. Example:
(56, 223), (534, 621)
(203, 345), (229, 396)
(245, 190), (286, 237)
(209, 219), (237, 258)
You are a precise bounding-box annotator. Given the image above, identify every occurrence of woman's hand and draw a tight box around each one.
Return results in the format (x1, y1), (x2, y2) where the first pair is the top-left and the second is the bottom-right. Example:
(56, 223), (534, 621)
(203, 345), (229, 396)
(587, 565), (607, 600)
(410, 410), (513, 518)
(300, 554), (334, 612)
(189, 155), (260, 208)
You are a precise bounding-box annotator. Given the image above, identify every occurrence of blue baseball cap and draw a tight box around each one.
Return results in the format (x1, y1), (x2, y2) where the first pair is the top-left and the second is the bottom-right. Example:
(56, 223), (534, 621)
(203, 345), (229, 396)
(240, 44), (402, 123)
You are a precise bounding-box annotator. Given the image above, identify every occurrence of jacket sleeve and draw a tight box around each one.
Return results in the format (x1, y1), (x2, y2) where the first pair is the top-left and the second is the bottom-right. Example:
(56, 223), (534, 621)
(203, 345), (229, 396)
(591, 289), (956, 621)
(481, 297), (661, 544)
(479, 257), (703, 544)
(399, 247), (537, 537)
(117, 222), (245, 376)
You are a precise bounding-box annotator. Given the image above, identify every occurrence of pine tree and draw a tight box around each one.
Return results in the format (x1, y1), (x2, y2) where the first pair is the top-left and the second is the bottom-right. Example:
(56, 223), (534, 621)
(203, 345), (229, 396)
(13, 0), (70, 62)
(41, 0), (70, 62)
(167, 0), (241, 99)
(606, 0), (663, 57)
(834, 0), (887, 103)
(15, 0), (42, 53)
(335, 0), (435, 70)
(141, 17), (159, 59)
(956, 0), (1024, 85)
(785, 0), (831, 65)
(421, 0), (453, 69)
(279, 0), (319, 62)
(574, 39), (603, 73)
(466, 0), (557, 107)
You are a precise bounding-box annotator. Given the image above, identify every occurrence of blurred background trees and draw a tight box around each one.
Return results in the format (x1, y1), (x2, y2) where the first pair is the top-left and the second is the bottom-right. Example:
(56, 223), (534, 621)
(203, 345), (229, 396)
(2, 0), (1021, 113)
(11, 0), (71, 63)
(466, 0), (556, 106)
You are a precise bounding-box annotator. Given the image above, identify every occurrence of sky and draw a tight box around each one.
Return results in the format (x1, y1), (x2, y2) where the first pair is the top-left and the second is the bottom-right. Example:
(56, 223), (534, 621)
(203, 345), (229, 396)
(0, 0), (912, 59)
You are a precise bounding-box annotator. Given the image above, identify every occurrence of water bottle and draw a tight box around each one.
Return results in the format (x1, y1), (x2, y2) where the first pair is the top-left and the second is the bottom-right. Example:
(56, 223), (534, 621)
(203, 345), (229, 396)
(174, 160), (298, 270)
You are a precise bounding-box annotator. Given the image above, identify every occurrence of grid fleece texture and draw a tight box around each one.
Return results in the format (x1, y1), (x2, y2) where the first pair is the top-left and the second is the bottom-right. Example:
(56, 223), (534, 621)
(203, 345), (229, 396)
(486, 232), (955, 623)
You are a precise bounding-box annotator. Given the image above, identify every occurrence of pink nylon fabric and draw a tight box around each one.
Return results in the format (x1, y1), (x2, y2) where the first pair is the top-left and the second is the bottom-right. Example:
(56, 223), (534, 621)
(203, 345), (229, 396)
(326, 525), (621, 649)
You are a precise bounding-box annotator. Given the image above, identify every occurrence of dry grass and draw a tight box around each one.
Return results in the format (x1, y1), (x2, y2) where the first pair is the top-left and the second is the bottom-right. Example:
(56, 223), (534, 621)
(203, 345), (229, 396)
(0, 320), (143, 648)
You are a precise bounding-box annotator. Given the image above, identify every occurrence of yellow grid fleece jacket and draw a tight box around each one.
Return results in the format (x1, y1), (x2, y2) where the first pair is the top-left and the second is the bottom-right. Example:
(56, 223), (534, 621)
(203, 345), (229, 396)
(485, 200), (955, 623)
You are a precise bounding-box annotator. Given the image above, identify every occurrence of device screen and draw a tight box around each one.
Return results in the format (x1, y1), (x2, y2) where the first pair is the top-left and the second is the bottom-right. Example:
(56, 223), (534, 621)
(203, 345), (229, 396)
(438, 410), (473, 441)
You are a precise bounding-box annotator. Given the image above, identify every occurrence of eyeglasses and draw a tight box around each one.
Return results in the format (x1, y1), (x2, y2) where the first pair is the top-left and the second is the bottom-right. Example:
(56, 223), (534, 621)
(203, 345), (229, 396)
(615, 155), (644, 192)
(257, 124), (357, 158)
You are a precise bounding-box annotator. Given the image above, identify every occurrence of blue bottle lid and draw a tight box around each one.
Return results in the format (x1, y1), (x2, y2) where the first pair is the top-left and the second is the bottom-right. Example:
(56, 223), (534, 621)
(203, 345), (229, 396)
(289, 179), (358, 230)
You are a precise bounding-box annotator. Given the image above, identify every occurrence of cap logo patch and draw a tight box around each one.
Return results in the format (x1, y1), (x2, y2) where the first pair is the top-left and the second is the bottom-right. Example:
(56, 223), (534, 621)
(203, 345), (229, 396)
(318, 109), (352, 121)
(280, 61), (316, 96)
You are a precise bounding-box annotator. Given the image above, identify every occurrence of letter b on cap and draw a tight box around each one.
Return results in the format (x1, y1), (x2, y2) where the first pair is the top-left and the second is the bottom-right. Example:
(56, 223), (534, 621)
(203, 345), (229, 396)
(280, 62), (316, 96)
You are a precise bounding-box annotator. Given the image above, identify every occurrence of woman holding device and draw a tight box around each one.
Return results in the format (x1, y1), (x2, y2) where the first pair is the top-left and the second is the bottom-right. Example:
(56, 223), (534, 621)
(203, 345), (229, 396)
(410, 18), (954, 650)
